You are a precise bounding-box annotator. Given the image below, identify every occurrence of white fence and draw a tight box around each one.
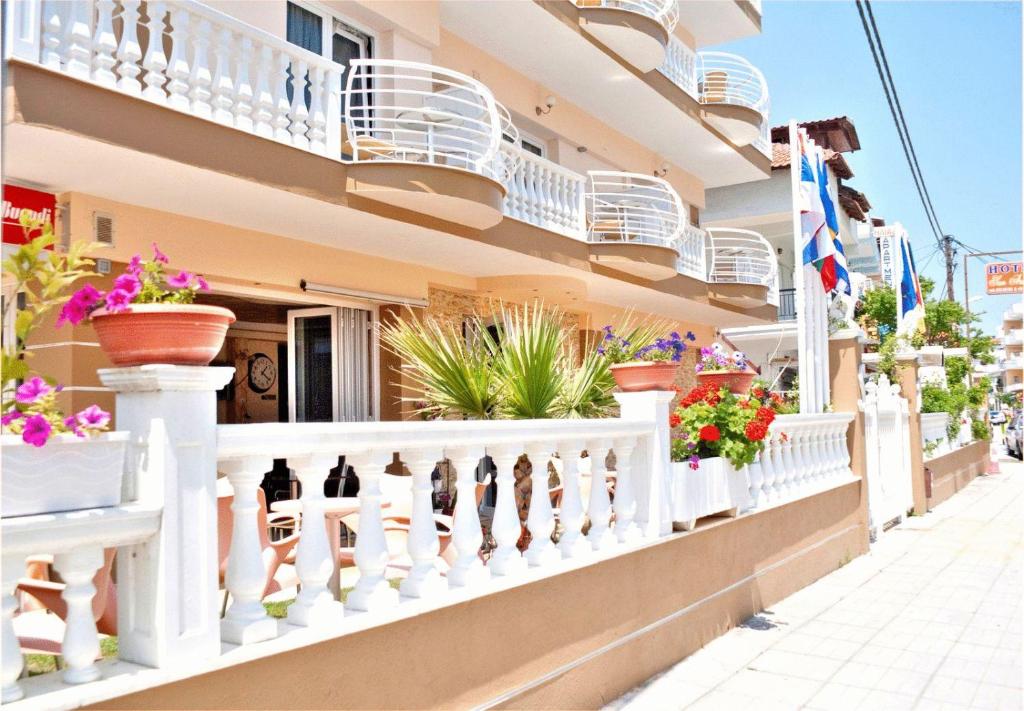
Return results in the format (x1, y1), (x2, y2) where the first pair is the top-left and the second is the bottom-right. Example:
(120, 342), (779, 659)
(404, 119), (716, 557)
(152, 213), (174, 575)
(921, 411), (951, 459)
(501, 145), (587, 239)
(585, 172), (684, 247)
(706, 228), (779, 304)
(2, 366), (857, 708)
(862, 375), (914, 539)
(574, 0), (680, 33)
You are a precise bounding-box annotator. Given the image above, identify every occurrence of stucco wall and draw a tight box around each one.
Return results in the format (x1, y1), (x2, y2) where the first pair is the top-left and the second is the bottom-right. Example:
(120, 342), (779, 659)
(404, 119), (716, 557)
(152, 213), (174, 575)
(925, 440), (991, 509)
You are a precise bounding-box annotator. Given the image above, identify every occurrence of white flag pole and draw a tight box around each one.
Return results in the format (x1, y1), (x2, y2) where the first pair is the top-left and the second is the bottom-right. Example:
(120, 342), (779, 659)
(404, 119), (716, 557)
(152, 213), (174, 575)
(790, 122), (812, 414)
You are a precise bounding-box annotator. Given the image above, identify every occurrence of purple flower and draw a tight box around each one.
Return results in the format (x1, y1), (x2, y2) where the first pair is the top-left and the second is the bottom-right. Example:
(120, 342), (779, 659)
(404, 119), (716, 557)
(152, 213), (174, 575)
(167, 270), (193, 289)
(15, 377), (51, 404)
(687, 441), (696, 450)
(126, 255), (143, 275)
(57, 284), (104, 327)
(63, 415), (85, 438)
(75, 405), (111, 429)
(196, 275), (210, 291)
(113, 273), (141, 297)
(105, 288), (133, 313)
(686, 331), (696, 342)
(152, 242), (169, 264)
(1, 410), (23, 426)
(688, 454), (700, 471)
(22, 414), (52, 447)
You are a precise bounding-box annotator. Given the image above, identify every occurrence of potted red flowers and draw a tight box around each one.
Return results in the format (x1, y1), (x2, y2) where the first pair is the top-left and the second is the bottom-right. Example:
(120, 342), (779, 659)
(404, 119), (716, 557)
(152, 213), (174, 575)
(668, 382), (781, 530)
(59, 244), (234, 367)
(694, 343), (755, 395)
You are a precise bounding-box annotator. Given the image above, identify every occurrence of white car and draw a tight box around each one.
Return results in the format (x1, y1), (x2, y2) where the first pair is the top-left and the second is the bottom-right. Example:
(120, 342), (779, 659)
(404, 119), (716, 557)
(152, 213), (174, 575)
(1006, 415), (1023, 460)
(990, 410), (1007, 425)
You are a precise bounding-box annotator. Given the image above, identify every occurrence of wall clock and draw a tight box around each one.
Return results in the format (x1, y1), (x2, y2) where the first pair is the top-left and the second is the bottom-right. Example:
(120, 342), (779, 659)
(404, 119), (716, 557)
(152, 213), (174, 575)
(247, 352), (277, 394)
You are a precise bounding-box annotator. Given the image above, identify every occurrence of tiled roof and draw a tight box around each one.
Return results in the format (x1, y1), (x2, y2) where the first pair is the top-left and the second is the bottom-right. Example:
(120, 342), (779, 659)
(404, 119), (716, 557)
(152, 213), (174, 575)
(771, 116), (861, 153)
(770, 143), (854, 179)
(838, 185), (872, 223)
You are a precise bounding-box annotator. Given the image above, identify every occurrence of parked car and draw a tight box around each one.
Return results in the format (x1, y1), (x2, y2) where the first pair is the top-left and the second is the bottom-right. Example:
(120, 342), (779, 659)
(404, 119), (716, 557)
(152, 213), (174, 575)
(1006, 415), (1023, 460)
(990, 410), (1007, 425)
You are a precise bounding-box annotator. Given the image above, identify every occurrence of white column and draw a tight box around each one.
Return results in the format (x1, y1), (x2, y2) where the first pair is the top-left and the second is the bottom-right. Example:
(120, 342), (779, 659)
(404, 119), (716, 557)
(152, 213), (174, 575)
(400, 448), (446, 600)
(115, 0), (143, 95)
(446, 447), (489, 589)
(98, 365), (233, 667)
(771, 430), (790, 499)
(233, 36), (255, 132)
(4, 0), (42, 63)
(585, 440), (615, 550)
(556, 441), (590, 558)
(488, 443), (527, 577)
(141, 1), (169, 104)
(64, 0), (93, 80)
(1, 553), (24, 703)
(91, 0), (117, 87)
(524, 444), (560, 568)
(612, 437), (640, 543)
(210, 27), (235, 125)
(286, 453), (344, 625)
(220, 456), (278, 644)
(165, 7), (191, 110)
(272, 51), (293, 143)
(187, 16), (213, 119)
(346, 449), (400, 612)
(288, 58), (310, 149)
(615, 391), (673, 537)
(54, 546), (105, 684)
(747, 454), (765, 509)
(759, 439), (777, 503)
(41, 1), (67, 70)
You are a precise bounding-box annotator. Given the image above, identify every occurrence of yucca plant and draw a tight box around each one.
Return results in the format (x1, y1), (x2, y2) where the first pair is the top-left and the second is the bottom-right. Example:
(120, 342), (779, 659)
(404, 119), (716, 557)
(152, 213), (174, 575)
(379, 310), (501, 419)
(555, 346), (617, 418)
(492, 302), (566, 419)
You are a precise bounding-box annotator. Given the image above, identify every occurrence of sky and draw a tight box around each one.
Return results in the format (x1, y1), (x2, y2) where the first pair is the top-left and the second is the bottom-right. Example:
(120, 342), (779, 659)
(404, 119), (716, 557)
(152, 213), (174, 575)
(719, 0), (1022, 337)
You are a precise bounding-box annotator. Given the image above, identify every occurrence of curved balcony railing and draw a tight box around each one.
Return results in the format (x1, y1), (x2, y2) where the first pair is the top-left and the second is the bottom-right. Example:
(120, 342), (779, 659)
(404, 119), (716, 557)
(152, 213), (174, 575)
(575, 0), (680, 34)
(585, 172), (684, 247)
(343, 59), (514, 183)
(696, 52), (769, 117)
(706, 228), (779, 304)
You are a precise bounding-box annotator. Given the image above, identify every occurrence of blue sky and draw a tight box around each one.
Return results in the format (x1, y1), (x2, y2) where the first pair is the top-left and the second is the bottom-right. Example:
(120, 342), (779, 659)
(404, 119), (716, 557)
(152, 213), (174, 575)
(719, 0), (1022, 336)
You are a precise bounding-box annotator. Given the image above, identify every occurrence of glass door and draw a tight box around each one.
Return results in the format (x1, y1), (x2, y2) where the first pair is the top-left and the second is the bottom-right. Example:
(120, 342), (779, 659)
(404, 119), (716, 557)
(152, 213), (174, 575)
(287, 308), (338, 423)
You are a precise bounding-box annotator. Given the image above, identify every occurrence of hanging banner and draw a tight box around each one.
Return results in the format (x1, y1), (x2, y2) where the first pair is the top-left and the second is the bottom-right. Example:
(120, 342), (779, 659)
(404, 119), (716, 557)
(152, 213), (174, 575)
(874, 225), (900, 289)
(2, 184), (56, 245)
(986, 262), (1023, 295)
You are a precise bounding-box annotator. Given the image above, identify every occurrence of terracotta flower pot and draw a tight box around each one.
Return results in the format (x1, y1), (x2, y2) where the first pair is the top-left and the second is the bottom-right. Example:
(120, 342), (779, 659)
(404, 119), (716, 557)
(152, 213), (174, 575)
(92, 304), (235, 367)
(696, 370), (755, 395)
(610, 361), (679, 392)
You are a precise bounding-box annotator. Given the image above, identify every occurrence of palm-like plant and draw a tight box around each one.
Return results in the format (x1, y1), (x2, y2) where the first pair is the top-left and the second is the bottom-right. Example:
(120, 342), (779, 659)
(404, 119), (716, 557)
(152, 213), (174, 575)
(492, 302), (566, 419)
(379, 310), (500, 419)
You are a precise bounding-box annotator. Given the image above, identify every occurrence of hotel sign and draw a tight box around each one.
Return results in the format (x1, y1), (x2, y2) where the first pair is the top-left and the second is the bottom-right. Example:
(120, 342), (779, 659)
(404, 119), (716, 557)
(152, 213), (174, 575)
(2, 184), (56, 245)
(986, 262), (1023, 295)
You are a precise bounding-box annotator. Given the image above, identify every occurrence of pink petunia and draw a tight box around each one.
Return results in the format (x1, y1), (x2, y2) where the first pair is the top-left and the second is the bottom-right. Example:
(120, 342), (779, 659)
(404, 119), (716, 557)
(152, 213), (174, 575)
(75, 404), (111, 429)
(105, 288), (133, 313)
(167, 270), (193, 289)
(1, 410), (23, 427)
(22, 414), (52, 447)
(64, 415), (85, 438)
(196, 275), (210, 291)
(113, 273), (141, 297)
(57, 284), (104, 327)
(126, 254), (143, 275)
(15, 377), (51, 404)
(152, 242), (169, 264)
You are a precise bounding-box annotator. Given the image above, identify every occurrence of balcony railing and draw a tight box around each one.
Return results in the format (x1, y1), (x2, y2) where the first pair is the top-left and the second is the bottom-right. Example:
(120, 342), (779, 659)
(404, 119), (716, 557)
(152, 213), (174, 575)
(706, 228), (779, 303)
(659, 36), (698, 99)
(585, 172), (684, 247)
(3, 363), (857, 708)
(778, 287), (797, 321)
(574, 0), (680, 34)
(343, 59), (514, 183)
(696, 51), (770, 153)
(501, 144), (587, 240)
(675, 224), (709, 280)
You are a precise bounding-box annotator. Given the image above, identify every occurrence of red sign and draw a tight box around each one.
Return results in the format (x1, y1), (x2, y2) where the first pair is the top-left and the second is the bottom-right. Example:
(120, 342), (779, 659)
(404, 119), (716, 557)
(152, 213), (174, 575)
(986, 262), (1023, 296)
(2, 184), (56, 245)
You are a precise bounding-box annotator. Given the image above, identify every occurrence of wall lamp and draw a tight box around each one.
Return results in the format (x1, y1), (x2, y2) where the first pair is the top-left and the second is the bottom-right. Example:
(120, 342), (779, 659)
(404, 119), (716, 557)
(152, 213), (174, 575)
(653, 162), (669, 178)
(535, 95), (557, 116)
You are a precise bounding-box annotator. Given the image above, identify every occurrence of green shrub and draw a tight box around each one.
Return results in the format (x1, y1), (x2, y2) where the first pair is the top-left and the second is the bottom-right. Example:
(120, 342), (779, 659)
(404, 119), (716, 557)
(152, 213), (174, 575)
(971, 419), (990, 441)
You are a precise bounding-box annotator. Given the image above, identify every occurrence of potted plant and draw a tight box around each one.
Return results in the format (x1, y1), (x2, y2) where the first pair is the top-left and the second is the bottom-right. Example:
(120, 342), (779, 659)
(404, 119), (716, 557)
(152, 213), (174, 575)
(694, 343), (755, 394)
(599, 325), (695, 392)
(2, 212), (126, 517)
(668, 382), (780, 530)
(59, 243), (234, 366)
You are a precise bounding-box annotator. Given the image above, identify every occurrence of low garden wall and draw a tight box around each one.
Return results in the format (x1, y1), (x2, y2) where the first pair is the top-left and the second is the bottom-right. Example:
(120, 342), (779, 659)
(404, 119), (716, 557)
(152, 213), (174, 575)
(88, 479), (866, 710)
(925, 440), (990, 509)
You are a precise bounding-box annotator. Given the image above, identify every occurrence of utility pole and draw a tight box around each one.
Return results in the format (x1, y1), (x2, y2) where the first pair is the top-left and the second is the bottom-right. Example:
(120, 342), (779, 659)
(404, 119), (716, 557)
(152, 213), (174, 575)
(942, 234), (956, 301)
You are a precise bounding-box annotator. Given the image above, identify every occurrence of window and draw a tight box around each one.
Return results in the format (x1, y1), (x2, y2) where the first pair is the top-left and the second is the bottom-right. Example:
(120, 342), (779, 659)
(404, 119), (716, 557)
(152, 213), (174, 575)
(502, 130), (546, 159)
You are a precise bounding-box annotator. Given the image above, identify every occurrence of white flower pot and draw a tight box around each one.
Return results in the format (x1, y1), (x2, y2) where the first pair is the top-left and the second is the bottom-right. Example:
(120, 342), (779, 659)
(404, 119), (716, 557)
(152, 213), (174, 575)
(1, 432), (128, 518)
(671, 456), (751, 531)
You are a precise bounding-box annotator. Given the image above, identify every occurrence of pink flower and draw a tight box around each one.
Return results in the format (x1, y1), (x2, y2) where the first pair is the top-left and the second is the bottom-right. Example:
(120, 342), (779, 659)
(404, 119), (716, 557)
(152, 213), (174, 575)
(152, 242), (169, 264)
(15, 377), (51, 404)
(22, 414), (52, 447)
(126, 254), (143, 275)
(167, 270), (193, 289)
(105, 288), (133, 312)
(196, 275), (210, 291)
(75, 405), (111, 429)
(1, 410), (22, 426)
(113, 273), (141, 297)
(64, 415), (85, 438)
(57, 284), (104, 327)
(688, 454), (700, 471)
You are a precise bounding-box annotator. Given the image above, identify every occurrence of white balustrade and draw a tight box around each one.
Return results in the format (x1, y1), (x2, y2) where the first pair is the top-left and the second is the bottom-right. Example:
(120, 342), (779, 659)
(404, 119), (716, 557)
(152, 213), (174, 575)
(346, 450), (400, 612)
(15, 0), (342, 158)
(446, 446), (489, 589)
(696, 51), (769, 122)
(488, 444), (528, 576)
(658, 36), (697, 99)
(706, 228), (778, 302)
(574, 0), (679, 33)
(524, 445), (560, 567)
(501, 146), (587, 239)
(921, 412), (951, 457)
(556, 441), (591, 558)
(676, 224), (709, 280)
(585, 441), (616, 550)
(399, 447), (446, 599)
(586, 172), (685, 248)
(612, 437), (641, 543)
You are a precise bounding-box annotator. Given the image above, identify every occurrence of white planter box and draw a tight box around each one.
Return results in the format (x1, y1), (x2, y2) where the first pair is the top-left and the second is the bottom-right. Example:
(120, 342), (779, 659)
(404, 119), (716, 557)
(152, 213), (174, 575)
(1, 432), (128, 518)
(671, 457), (751, 531)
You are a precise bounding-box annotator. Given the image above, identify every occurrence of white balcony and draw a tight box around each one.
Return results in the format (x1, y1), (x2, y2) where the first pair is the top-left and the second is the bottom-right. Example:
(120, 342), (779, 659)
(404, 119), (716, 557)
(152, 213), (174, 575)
(675, 224), (709, 281)
(574, 0), (679, 72)
(585, 172), (685, 279)
(1004, 356), (1024, 372)
(696, 51), (770, 149)
(706, 228), (779, 306)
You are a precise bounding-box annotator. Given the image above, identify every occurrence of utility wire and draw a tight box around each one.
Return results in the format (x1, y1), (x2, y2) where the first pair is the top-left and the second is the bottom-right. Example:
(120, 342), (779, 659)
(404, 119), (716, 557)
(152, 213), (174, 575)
(855, 0), (945, 252)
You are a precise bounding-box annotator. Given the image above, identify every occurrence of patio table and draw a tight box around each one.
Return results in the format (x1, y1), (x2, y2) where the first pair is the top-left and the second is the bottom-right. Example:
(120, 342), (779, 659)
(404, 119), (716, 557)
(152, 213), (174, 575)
(271, 497), (391, 600)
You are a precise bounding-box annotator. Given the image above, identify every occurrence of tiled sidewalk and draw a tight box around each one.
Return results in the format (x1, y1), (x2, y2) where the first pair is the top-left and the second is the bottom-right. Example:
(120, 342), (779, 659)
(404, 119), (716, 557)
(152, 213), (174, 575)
(608, 455), (1023, 711)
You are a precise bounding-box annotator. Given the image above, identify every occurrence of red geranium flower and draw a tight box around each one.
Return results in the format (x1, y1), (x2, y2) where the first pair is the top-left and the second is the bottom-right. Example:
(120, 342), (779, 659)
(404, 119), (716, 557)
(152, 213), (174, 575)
(669, 412), (681, 428)
(753, 387), (766, 399)
(744, 419), (768, 441)
(756, 406), (776, 425)
(699, 424), (721, 441)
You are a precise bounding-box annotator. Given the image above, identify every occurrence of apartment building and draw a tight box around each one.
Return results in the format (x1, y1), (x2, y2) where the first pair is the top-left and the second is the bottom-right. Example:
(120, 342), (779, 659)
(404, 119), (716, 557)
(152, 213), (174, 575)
(4, 0), (774, 428)
(1000, 302), (1023, 397)
(701, 116), (878, 388)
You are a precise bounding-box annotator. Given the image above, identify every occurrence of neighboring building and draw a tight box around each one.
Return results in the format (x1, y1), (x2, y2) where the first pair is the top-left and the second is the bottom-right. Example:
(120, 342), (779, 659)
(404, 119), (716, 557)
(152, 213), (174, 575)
(999, 303), (1024, 398)
(701, 116), (878, 389)
(3, 1), (776, 429)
